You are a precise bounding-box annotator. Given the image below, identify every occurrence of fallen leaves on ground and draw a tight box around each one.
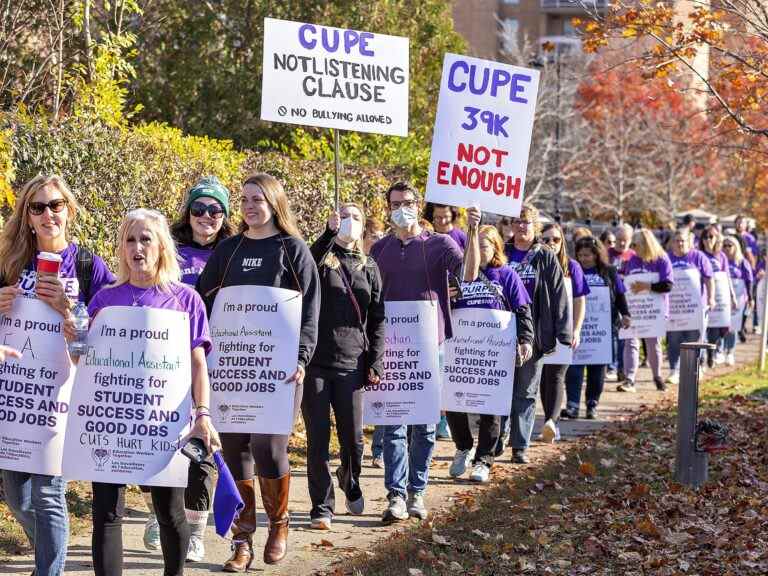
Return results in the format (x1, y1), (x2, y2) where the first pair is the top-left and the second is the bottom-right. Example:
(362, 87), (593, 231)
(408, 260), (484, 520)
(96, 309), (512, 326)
(335, 373), (768, 575)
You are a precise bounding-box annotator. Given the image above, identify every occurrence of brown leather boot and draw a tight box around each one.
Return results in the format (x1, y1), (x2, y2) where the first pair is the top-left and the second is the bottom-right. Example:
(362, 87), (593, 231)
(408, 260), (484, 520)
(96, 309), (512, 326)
(222, 479), (256, 572)
(259, 474), (290, 565)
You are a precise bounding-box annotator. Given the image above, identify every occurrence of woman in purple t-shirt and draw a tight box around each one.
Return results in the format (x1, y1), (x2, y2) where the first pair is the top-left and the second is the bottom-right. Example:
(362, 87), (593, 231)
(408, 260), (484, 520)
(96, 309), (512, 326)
(446, 226), (533, 484)
(723, 236), (754, 365)
(699, 225), (736, 367)
(618, 229), (674, 392)
(152, 176), (233, 561)
(0, 174), (113, 576)
(69, 209), (218, 576)
(538, 223), (589, 443)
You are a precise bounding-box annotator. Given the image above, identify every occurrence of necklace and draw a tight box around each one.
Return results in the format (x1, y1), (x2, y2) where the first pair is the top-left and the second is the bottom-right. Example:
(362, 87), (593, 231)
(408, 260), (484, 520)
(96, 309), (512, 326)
(130, 284), (154, 307)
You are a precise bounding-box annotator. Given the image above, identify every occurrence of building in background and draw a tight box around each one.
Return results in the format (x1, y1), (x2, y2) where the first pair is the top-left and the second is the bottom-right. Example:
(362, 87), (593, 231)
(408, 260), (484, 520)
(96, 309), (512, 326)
(452, 0), (608, 59)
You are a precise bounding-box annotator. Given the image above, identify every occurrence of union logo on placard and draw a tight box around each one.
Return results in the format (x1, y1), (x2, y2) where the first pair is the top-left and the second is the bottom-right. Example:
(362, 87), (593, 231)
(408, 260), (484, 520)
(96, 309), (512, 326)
(92, 448), (111, 471)
(371, 401), (385, 417)
(218, 403), (230, 421)
(454, 391), (465, 406)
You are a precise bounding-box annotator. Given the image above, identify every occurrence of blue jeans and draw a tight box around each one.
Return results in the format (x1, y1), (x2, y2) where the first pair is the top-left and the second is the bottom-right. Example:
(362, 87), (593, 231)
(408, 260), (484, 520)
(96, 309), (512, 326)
(666, 329), (701, 371)
(495, 352), (544, 453)
(371, 426), (384, 459)
(382, 424), (436, 498)
(2, 470), (69, 576)
(724, 331), (736, 352)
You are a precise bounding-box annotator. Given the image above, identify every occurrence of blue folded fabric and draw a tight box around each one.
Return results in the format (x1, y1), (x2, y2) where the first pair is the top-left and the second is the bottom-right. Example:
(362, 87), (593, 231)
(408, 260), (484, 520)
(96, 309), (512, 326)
(213, 451), (244, 537)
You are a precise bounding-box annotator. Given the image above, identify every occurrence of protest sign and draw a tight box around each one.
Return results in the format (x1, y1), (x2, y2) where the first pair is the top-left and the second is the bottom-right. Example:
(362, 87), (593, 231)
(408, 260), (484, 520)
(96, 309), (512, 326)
(0, 298), (74, 475)
(619, 273), (666, 339)
(667, 268), (704, 332)
(708, 271), (732, 328)
(543, 281), (573, 365)
(364, 301), (440, 425)
(260, 17), (409, 136)
(730, 278), (747, 332)
(758, 278), (766, 331)
(573, 286), (612, 365)
(63, 307), (191, 487)
(425, 53), (540, 217)
(442, 308), (516, 416)
(208, 286), (301, 435)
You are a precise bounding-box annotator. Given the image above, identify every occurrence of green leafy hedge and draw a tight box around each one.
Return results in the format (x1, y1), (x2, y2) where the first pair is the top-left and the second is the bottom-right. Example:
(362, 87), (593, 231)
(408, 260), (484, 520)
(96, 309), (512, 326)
(0, 112), (395, 265)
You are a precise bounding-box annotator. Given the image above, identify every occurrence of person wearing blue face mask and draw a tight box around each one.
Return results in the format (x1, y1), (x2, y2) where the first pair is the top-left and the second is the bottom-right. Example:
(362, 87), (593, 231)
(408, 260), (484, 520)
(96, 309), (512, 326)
(369, 182), (481, 524)
(302, 203), (386, 530)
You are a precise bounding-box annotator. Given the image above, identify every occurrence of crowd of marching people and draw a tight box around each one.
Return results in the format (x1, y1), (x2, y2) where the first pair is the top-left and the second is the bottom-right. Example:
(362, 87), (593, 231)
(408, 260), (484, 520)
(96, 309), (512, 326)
(0, 172), (762, 576)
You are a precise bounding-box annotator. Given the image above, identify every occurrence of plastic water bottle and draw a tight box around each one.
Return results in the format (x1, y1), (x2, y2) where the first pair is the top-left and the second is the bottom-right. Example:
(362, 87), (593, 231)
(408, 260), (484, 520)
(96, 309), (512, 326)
(68, 301), (90, 357)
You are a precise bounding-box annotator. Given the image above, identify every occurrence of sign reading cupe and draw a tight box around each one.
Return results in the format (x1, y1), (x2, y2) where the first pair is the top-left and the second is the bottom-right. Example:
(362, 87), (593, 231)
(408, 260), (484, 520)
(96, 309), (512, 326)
(260, 17), (409, 136)
(426, 53), (540, 217)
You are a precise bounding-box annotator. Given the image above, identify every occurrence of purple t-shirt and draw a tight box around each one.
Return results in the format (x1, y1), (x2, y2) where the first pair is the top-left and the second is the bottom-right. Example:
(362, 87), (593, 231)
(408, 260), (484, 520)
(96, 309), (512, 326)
(728, 259), (754, 293)
(18, 242), (114, 302)
(741, 232), (758, 258)
(703, 250), (729, 274)
(583, 267), (626, 294)
(178, 244), (213, 287)
(668, 249), (713, 295)
(371, 231), (463, 343)
(445, 228), (467, 252)
(620, 254), (673, 282)
(505, 245), (537, 299)
(88, 282), (211, 353)
(568, 259), (590, 298)
(453, 265), (530, 311)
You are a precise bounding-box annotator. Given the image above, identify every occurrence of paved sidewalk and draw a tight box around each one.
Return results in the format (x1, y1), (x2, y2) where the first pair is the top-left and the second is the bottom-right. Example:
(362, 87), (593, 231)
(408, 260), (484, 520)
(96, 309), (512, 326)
(4, 337), (760, 576)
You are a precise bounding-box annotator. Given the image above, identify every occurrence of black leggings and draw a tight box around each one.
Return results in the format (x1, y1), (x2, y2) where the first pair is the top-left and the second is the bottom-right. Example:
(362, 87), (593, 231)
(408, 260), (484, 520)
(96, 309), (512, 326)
(92, 483), (188, 576)
(302, 366), (364, 520)
(540, 364), (568, 422)
(445, 412), (500, 466)
(222, 382), (304, 480)
(139, 458), (215, 511)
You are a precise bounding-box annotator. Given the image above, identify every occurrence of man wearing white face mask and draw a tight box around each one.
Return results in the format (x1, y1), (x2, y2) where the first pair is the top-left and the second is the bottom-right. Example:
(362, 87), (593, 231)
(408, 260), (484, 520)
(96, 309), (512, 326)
(304, 203), (386, 530)
(370, 182), (481, 524)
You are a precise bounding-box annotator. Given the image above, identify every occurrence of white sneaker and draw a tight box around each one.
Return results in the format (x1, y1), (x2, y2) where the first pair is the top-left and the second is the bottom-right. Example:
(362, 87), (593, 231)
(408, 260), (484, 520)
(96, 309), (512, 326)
(407, 492), (428, 520)
(666, 371), (680, 385)
(714, 352), (725, 365)
(449, 448), (474, 478)
(726, 353), (735, 366)
(310, 516), (332, 530)
(540, 419), (557, 443)
(186, 533), (205, 562)
(469, 463), (490, 483)
(143, 514), (160, 551)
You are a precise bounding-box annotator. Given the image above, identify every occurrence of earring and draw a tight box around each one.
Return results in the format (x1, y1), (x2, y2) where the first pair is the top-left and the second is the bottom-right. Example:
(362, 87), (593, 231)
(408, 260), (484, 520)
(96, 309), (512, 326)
(31, 229), (36, 235)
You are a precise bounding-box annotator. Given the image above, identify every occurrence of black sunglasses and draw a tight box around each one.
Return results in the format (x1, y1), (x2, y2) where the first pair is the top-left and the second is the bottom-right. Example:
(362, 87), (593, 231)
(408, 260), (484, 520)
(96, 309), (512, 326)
(542, 236), (562, 244)
(190, 201), (225, 218)
(701, 234), (714, 240)
(28, 199), (68, 216)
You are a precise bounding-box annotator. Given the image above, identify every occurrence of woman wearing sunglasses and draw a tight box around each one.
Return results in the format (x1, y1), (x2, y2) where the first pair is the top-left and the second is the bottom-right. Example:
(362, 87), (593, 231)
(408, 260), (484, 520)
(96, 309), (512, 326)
(722, 236), (754, 365)
(537, 223), (589, 441)
(0, 174), (114, 576)
(133, 176), (233, 561)
(699, 225), (736, 367)
(564, 237), (630, 419)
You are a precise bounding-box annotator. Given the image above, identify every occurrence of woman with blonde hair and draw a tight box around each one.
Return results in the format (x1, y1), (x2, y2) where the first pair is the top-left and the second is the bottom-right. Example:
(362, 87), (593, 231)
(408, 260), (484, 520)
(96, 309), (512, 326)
(618, 228), (673, 392)
(446, 225), (533, 483)
(67, 208), (217, 576)
(197, 173), (320, 569)
(722, 235), (754, 365)
(302, 203), (386, 529)
(0, 174), (113, 576)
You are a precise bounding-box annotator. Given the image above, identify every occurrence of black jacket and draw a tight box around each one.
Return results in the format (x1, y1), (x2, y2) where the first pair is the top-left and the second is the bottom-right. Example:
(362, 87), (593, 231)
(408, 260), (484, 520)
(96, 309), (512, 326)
(197, 233), (321, 368)
(604, 266), (631, 332)
(524, 243), (572, 355)
(309, 228), (386, 375)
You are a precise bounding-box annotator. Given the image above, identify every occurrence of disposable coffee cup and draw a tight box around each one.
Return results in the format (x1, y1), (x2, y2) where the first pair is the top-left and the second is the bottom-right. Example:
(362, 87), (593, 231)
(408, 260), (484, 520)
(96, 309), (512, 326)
(37, 252), (62, 277)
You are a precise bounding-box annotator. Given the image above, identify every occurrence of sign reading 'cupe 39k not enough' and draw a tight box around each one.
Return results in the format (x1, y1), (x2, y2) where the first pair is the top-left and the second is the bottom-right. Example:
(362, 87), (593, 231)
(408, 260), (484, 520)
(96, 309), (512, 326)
(426, 53), (540, 217)
(260, 17), (409, 136)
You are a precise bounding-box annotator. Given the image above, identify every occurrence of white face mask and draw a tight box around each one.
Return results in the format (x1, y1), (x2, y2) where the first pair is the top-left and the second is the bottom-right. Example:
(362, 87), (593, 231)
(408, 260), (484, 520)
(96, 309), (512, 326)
(391, 206), (418, 229)
(338, 216), (363, 242)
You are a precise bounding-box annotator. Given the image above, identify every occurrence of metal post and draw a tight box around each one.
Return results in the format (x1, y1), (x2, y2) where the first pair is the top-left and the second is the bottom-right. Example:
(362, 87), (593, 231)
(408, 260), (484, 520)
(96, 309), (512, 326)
(333, 129), (341, 211)
(675, 342), (714, 487)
